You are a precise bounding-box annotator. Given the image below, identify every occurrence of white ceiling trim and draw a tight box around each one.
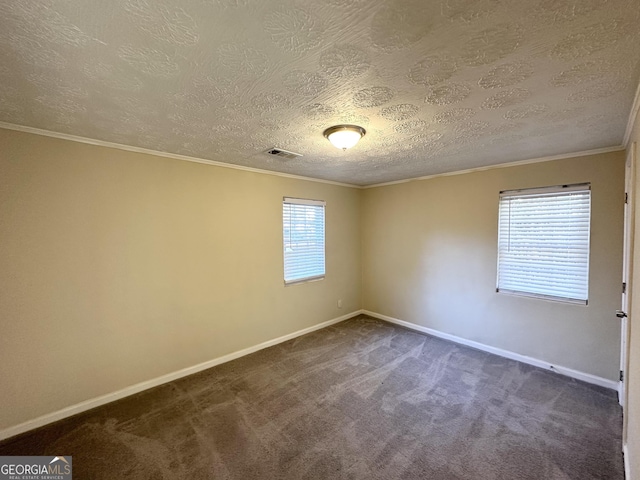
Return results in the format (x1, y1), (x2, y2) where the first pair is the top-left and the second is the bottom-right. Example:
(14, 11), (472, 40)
(0, 122), (359, 189)
(363, 145), (625, 189)
(623, 80), (640, 147)
(0, 122), (625, 191)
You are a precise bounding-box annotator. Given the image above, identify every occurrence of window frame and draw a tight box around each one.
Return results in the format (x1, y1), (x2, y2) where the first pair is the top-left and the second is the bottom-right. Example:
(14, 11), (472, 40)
(282, 196), (326, 286)
(496, 183), (591, 305)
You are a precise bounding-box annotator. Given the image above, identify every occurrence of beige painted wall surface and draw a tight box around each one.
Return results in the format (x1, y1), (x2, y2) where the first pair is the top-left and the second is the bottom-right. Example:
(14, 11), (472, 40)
(0, 128), (361, 431)
(627, 109), (640, 479)
(362, 152), (625, 381)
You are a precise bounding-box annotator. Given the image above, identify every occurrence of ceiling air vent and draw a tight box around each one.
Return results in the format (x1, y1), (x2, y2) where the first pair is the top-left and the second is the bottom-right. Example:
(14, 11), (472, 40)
(264, 148), (302, 160)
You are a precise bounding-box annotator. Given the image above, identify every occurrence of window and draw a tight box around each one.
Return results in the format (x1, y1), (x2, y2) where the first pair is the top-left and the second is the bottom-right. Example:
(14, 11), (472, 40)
(497, 184), (591, 304)
(283, 197), (325, 284)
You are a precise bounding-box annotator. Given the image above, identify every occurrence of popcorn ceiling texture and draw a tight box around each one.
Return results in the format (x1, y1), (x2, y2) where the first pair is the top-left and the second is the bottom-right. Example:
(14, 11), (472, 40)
(0, 0), (639, 185)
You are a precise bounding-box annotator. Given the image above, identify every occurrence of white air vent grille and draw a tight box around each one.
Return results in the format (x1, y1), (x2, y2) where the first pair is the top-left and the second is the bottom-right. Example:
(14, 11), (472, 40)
(264, 148), (302, 160)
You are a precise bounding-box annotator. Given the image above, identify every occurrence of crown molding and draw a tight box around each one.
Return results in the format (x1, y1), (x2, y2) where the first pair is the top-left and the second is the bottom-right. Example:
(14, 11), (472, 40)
(0, 122), (360, 189)
(623, 79), (640, 147)
(362, 145), (626, 189)
(0, 122), (628, 191)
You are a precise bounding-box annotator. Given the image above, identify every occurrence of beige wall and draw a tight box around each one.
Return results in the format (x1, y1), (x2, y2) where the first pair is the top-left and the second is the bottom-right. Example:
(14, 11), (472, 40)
(0, 125), (627, 441)
(362, 152), (625, 381)
(627, 108), (640, 478)
(0, 128), (362, 431)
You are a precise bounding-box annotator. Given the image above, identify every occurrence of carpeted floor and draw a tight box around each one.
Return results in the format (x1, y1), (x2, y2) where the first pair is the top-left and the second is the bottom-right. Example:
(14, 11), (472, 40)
(0, 315), (624, 479)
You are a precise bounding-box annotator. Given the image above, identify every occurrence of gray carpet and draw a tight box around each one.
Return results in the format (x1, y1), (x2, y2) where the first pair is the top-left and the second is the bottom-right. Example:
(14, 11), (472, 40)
(0, 315), (624, 479)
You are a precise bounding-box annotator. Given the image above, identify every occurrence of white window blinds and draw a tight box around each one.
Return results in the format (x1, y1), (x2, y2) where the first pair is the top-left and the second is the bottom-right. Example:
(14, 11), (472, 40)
(283, 197), (326, 284)
(497, 184), (591, 304)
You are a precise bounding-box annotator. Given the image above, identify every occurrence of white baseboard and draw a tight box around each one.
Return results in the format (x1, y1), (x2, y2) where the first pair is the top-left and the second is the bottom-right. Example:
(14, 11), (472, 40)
(1, 309), (616, 442)
(624, 443), (630, 479)
(0, 310), (363, 442)
(363, 310), (618, 391)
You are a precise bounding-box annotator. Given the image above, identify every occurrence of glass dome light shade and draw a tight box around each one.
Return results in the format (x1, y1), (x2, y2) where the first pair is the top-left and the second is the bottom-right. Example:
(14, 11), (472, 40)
(323, 125), (366, 150)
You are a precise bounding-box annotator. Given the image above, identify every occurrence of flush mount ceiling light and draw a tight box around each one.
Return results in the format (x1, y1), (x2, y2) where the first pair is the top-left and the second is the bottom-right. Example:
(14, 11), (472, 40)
(323, 125), (366, 151)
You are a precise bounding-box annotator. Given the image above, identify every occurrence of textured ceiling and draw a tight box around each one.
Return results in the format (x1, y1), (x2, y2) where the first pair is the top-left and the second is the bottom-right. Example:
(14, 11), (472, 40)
(1, 0), (640, 185)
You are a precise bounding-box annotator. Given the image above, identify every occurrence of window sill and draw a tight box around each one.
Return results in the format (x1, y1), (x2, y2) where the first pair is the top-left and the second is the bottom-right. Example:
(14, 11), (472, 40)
(497, 288), (588, 305)
(284, 275), (325, 286)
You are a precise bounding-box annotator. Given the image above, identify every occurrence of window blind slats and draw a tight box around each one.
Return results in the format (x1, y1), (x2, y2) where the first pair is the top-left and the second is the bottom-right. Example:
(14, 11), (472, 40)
(283, 199), (326, 284)
(497, 187), (590, 303)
